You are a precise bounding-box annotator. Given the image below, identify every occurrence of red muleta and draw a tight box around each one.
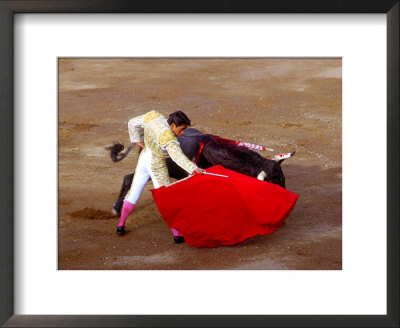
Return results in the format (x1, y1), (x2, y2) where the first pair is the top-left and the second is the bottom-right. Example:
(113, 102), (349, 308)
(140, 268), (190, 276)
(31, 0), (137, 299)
(152, 165), (299, 248)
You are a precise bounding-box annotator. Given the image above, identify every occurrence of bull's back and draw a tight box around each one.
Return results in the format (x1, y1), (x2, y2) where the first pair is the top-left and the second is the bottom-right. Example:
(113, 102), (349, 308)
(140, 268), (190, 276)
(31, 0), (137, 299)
(178, 128), (205, 161)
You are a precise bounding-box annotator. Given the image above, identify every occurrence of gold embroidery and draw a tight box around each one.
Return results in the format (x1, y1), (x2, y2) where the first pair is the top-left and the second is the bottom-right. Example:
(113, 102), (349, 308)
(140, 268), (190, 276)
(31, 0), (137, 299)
(142, 113), (171, 156)
(143, 110), (163, 124)
(158, 129), (177, 147)
(144, 133), (163, 156)
(150, 154), (170, 187)
(166, 141), (197, 174)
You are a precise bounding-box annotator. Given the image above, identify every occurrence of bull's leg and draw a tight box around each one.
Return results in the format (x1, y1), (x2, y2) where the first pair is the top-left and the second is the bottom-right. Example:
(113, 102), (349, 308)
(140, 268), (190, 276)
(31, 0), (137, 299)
(112, 173), (134, 215)
(166, 157), (189, 180)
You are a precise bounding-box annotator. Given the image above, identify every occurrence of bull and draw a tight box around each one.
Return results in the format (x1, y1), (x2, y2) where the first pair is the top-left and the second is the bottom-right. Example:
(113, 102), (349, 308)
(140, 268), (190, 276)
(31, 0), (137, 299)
(108, 128), (294, 214)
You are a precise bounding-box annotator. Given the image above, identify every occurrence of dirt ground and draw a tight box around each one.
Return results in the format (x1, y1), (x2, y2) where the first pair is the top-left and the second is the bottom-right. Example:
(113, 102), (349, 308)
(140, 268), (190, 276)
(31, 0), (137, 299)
(58, 58), (342, 270)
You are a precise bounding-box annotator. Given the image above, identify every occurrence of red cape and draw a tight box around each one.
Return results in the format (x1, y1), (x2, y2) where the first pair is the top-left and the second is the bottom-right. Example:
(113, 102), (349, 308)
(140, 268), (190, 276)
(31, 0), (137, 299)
(152, 165), (298, 248)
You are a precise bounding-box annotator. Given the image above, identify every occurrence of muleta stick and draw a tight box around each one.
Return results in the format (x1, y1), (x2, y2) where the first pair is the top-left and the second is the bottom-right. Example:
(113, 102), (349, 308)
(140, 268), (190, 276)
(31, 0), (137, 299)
(202, 172), (229, 178)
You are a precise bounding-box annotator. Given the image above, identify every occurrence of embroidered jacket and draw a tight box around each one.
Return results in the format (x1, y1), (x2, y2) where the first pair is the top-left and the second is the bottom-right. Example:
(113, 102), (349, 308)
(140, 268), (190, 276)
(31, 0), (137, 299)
(128, 110), (197, 174)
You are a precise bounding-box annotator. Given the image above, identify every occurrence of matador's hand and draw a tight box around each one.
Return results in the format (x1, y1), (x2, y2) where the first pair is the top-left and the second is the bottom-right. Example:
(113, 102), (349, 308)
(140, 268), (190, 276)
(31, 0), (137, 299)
(136, 142), (145, 149)
(192, 168), (205, 175)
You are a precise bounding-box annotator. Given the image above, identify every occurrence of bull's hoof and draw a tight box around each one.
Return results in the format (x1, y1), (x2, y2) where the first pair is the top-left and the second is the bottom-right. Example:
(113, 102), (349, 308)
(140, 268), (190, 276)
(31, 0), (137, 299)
(111, 208), (118, 216)
(174, 236), (185, 244)
(116, 226), (126, 236)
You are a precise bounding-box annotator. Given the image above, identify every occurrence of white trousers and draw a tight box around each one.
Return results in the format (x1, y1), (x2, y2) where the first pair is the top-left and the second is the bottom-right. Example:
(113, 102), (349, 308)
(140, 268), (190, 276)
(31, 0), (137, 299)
(124, 148), (169, 204)
(124, 148), (183, 237)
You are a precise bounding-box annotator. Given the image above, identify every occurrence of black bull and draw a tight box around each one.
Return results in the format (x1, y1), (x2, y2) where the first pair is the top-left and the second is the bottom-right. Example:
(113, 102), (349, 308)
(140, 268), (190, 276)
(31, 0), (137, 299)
(110, 128), (288, 214)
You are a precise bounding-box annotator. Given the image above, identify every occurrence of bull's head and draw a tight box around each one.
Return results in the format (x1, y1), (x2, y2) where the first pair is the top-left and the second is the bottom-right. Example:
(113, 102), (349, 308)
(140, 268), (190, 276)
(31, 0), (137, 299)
(257, 161), (286, 188)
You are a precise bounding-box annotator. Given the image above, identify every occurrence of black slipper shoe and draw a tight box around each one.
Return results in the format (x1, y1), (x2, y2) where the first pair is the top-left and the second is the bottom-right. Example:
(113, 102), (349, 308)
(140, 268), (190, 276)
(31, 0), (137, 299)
(116, 226), (126, 236)
(174, 236), (185, 244)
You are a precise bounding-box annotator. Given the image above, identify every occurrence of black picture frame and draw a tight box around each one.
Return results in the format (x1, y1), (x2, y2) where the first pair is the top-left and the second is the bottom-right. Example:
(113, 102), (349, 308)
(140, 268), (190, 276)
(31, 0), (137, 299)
(0, 1), (398, 327)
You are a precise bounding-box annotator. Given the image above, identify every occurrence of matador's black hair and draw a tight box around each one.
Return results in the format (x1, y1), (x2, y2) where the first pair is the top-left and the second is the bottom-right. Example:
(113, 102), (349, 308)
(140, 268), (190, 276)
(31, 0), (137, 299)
(167, 110), (191, 127)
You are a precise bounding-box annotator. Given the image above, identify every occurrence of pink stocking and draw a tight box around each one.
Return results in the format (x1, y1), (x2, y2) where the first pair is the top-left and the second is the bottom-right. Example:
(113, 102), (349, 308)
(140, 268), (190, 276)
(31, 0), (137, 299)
(171, 228), (183, 237)
(118, 201), (135, 227)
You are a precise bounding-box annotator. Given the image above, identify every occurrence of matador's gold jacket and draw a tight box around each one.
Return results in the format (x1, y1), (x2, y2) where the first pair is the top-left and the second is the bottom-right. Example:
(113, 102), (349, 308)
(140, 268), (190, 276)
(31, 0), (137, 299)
(128, 110), (198, 175)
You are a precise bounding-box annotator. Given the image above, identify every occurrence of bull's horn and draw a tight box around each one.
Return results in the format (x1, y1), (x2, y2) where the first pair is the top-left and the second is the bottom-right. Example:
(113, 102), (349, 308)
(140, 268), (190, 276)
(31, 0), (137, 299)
(257, 171), (267, 180)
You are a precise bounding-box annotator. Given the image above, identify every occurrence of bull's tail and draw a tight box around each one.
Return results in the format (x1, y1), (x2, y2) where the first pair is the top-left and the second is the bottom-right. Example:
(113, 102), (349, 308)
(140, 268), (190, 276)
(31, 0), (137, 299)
(105, 142), (136, 162)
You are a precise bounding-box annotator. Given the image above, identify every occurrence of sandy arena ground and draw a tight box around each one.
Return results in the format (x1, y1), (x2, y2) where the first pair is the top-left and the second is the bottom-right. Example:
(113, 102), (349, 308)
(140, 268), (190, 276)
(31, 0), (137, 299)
(58, 58), (342, 270)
